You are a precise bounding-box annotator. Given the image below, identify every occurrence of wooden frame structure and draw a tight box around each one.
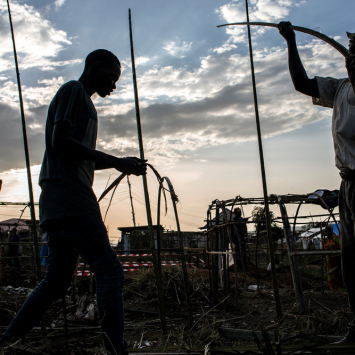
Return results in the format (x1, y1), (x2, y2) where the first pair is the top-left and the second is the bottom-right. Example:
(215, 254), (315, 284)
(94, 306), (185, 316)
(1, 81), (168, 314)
(205, 193), (340, 315)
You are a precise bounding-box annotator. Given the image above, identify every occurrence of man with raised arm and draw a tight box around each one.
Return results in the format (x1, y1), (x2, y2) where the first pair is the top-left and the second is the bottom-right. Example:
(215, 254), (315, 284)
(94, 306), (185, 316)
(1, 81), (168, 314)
(278, 21), (355, 343)
(0, 49), (146, 354)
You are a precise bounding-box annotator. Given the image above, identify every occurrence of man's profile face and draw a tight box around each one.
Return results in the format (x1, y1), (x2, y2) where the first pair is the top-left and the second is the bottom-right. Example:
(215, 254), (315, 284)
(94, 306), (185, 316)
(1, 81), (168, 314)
(95, 60), (121, 98)
(349, 37), (355, 55)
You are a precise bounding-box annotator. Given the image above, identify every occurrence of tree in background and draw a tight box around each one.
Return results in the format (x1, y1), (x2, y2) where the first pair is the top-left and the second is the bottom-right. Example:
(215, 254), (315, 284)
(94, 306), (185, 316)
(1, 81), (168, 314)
(252, 206), (284, 244)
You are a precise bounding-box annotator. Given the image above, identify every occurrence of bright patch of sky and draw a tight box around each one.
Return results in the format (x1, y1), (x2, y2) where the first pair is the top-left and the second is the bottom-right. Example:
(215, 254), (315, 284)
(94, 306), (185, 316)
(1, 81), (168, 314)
(0, 0), (353, 238)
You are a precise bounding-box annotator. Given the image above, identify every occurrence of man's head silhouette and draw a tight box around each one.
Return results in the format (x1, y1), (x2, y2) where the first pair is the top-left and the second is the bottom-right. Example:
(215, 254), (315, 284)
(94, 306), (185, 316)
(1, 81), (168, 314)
(80, 49), (121, 98)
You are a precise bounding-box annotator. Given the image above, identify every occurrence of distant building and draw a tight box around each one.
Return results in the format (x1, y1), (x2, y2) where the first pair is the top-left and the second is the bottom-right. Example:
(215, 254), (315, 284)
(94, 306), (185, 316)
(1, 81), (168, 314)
(0, 218), (40, 239)
(117, 225), (206, 252)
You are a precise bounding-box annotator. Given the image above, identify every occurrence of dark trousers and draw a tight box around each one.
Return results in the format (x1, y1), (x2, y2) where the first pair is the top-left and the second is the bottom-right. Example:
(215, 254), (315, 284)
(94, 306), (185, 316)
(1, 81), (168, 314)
(0, 216), (126, 355)
(339, 180), (355, 316)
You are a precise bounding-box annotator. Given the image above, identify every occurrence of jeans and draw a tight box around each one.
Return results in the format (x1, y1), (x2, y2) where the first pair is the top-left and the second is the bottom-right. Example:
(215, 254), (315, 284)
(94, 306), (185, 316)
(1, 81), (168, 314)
(339, 180), (355, 320)
(0, 216), (126, 354)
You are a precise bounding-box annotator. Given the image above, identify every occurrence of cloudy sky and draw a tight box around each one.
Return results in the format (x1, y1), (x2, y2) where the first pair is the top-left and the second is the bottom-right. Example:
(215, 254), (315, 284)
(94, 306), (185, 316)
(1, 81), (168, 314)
(0, 0), (352, 241)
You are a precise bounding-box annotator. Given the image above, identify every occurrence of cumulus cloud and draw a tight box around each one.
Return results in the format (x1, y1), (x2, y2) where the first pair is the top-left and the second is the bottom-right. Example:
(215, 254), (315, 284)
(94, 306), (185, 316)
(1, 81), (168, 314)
(0, 76), (65, 109)
(213, 43), (238, 54)
(0, 165), (42, 202)
(0, 102), (45, 172)
(0, 33), (346, 172)
(0, 1), (79, 71)
(164, 41), (192, 57)
(54, 0), (66, 10)
(92, 37), (346, 168)
(215, 0), (304, 50)
(0, 0), (347, 174)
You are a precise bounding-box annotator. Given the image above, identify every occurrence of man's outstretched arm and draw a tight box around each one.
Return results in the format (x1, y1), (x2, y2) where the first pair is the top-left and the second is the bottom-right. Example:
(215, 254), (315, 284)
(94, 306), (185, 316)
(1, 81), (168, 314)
(52, 121), (147, 176)
(278, 21), (319, 98)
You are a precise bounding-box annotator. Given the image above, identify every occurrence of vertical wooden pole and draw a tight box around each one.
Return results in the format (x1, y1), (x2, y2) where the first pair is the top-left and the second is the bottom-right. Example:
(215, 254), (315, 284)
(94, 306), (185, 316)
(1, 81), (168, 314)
(129, 9), (167, 333)
(320, 225), (324, 294)
(278, 199), (306, 314)
(6, 0), (46, 335)
(157, 182), (164, 276)
(222, 203), (228, 311)
(227, 225), (231, 294)
(244, 0), (282, 319)
(213, 205), (220, 305)
(207, 210), (213, 297)
(220, 206), (239, 314)
(255, 226), (260, 295)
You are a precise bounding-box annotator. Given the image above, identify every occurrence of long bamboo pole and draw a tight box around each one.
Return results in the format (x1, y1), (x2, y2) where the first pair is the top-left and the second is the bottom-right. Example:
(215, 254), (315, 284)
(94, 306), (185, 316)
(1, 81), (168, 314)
(6, 0), (46, 335)
(244, 0), (282, 319)
(128, 9), (167, 334)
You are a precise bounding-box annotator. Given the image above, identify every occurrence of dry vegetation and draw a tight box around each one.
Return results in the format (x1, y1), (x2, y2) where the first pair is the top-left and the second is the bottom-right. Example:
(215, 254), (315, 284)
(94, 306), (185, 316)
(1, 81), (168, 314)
(0, 263), (352, 354)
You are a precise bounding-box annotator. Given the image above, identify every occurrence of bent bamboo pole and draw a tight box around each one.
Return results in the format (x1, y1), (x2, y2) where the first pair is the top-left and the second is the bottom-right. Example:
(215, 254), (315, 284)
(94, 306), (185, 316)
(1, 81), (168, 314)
(217, 21), (351, 58)
(157, 177), (193, 326)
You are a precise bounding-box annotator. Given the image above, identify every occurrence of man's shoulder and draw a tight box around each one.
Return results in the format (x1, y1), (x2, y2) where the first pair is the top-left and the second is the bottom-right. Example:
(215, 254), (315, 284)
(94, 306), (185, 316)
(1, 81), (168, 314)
(50, 80), (86, 107)
(57, 80), (84, 94)
(316, 76), (348, 86)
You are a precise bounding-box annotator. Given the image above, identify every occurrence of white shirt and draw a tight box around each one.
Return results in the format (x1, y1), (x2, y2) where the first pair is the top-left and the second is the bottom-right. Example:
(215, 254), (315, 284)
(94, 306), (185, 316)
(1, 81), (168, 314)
(313, 76), (355, 170)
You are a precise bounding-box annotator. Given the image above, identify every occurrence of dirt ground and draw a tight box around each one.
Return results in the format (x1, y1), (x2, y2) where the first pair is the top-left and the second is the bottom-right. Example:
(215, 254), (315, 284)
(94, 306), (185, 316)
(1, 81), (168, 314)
(0, 262), (351, 354)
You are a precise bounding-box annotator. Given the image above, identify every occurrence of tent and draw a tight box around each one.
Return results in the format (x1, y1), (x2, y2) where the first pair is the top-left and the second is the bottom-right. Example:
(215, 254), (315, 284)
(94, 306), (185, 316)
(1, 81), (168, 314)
(298, 223), (340, 250)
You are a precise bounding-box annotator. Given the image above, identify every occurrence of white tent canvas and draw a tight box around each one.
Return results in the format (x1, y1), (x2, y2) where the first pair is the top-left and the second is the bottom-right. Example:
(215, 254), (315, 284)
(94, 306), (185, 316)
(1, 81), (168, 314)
(299, 228), (322, 250)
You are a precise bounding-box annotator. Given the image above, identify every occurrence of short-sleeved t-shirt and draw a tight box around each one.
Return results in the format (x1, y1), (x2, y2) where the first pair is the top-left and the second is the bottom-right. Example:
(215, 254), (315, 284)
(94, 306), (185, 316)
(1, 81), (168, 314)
(39, 80), (101, 226)
(313, 76), (355, 170)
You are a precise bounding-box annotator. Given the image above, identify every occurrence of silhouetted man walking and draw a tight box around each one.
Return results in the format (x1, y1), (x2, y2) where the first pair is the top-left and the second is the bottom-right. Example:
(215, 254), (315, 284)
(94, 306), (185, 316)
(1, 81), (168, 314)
(0, 49), (147, 354)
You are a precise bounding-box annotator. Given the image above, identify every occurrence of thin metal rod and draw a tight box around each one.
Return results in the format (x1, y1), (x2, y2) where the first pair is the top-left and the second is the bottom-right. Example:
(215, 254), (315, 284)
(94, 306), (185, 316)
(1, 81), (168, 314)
(245, 0), (282, 319)
(6, 0), (46, 335)
(128, 9), (167, 334)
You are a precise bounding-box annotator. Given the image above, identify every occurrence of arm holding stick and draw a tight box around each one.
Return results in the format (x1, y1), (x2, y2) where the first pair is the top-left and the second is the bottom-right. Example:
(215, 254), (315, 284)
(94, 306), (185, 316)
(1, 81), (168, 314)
(53, 121), (147, 175)
(278, 21), (319, 98)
